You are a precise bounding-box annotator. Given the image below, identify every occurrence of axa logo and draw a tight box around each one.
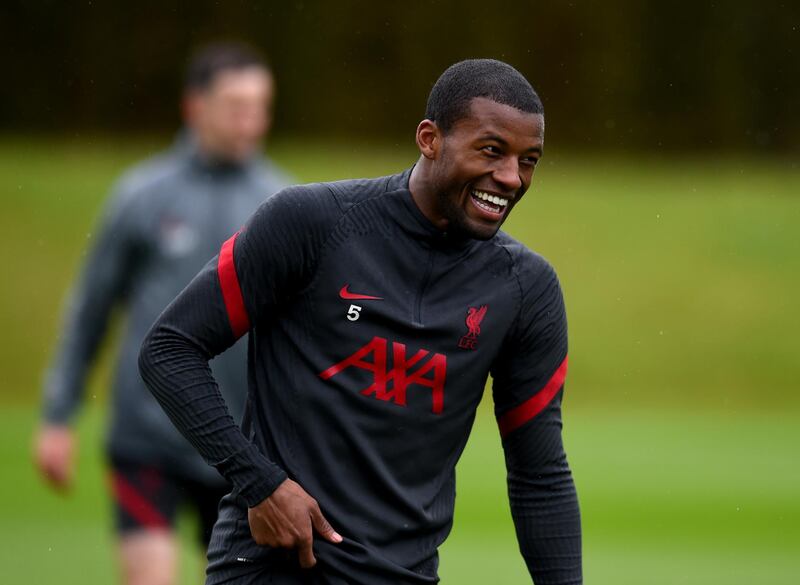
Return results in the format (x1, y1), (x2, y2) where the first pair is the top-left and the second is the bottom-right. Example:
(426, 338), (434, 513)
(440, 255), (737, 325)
(319, 336), (447, 414)
(458, 305), (488, 350)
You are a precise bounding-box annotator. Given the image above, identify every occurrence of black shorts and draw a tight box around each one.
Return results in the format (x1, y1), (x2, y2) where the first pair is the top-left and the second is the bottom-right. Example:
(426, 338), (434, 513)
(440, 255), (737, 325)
(207, 494), (349, 585)
(109, 456), (230, 546)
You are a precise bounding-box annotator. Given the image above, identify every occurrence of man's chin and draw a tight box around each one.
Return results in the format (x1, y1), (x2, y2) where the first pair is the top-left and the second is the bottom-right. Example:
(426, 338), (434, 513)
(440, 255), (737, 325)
(455, 218), (502, 241)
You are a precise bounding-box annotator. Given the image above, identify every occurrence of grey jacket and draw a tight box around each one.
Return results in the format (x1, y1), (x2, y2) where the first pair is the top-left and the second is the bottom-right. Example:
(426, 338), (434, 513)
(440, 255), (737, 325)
(42, 133), (292, 484)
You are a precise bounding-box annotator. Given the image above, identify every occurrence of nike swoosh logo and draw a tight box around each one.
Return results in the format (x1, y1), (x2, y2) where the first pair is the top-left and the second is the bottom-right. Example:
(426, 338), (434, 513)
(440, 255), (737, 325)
(339, 285), (383, 301)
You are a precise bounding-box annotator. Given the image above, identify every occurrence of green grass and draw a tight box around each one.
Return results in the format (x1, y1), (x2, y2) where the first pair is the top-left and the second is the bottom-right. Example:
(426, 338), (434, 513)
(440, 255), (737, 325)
(4, 405), (799, 584)
(1, 137), (799, 583)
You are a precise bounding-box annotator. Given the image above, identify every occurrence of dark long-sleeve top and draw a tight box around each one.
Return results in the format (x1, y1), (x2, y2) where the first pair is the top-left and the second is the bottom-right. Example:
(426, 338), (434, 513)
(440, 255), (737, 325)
(42, 132), (292, 482)
(139, 169), (581, 583)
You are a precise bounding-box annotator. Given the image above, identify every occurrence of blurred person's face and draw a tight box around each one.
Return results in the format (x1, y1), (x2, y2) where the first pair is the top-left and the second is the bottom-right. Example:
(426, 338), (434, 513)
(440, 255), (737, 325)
(184, 66), (273, 163)
(417, 97), (544, 240)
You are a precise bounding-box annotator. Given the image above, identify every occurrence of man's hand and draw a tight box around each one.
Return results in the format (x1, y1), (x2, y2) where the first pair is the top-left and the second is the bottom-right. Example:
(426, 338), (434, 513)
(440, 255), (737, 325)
(34, 424), (76, 491)
(248, 478), (342, 568)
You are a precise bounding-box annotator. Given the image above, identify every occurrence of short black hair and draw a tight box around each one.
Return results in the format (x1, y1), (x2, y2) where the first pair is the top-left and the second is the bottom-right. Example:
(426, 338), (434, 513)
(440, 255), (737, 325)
(425, 59), (543, 133)
(184, 42), (269, 92)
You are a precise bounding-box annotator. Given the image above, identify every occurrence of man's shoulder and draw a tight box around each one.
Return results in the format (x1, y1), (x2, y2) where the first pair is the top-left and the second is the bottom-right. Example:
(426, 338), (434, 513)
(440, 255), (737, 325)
(492, 231), (560, 293)
(244, 170), (410, 246)
(246, 180), (342, 236)
(112, 148), (185, 203)
(91, 149), (184, 226)
(322, 170), (411, 213)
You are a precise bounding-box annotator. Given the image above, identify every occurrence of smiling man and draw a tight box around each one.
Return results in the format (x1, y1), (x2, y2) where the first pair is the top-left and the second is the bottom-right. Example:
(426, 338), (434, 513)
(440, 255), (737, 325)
(139, 59), (582, 584)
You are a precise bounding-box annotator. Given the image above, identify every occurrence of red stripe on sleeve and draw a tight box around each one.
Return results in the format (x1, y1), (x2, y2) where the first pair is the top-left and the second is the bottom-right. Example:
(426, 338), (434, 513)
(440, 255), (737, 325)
(497, 355), (568, 439)
(217, 232), (251, 339)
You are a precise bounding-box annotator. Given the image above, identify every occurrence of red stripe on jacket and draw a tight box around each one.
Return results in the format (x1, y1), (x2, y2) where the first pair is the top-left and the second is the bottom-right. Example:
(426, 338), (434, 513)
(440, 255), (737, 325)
(497, 356), (568, 438)
(218, 232), (251, 339)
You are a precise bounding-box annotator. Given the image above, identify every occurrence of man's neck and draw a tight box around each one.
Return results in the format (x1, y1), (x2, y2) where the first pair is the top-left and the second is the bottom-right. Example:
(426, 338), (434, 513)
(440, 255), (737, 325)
(408, 159), (448, 231)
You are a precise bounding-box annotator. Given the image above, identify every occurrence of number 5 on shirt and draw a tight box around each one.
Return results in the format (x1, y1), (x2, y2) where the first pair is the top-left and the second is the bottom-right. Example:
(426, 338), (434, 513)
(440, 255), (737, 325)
(347, 304), (362, 322)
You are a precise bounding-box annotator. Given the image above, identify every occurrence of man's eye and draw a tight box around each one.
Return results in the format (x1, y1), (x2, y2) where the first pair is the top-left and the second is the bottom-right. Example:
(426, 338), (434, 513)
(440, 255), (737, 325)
(520, 157), (538, 167)
(482, 146), (501, 155)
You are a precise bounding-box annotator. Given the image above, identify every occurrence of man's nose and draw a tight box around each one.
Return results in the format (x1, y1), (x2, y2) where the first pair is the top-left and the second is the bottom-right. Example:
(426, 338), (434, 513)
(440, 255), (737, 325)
(493, 158), (522, 192)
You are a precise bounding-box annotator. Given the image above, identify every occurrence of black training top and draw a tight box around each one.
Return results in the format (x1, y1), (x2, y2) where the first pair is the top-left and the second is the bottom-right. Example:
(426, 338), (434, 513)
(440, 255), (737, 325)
(139, 169), (582, 584)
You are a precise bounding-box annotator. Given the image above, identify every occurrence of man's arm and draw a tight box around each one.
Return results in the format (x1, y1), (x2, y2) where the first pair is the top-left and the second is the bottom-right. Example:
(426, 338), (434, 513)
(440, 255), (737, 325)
(491, 260), (582, 584)
(138, 186), (343, 567)
(35, 185), (141, 489)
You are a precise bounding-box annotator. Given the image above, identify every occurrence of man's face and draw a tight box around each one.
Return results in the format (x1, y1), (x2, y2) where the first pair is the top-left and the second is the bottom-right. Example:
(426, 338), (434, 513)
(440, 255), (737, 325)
(429, 97), (544, 240)
(185, 67), (273, 163)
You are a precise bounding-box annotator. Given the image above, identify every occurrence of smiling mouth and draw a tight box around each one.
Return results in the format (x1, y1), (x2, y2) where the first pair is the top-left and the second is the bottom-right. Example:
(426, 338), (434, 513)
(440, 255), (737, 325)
(470, 188), (510, 217)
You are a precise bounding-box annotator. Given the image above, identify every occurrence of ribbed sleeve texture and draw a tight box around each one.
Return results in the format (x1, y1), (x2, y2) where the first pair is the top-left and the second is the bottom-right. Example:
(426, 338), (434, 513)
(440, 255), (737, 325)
(503, 395), (582, 584)
(138, 185), (341, 507)
(492, 251), (582, 583)
(138, 317), (287, 506)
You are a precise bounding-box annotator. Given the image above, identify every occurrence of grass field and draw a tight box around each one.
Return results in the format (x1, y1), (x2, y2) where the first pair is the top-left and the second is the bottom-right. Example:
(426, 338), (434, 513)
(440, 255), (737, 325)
(1, 137), (799, 583)
(3, 406), (798, 584)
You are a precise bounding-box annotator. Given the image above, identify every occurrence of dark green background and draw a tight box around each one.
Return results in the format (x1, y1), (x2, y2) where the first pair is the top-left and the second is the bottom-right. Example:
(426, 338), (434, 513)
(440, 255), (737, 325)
(1, 3), (798, 584)
(3, 1), (799, 150)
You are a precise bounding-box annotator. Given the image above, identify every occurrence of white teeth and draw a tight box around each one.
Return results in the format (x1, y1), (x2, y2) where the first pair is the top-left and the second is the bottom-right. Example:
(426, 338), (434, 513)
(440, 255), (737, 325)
(472, 189), (509, 208)
(472, 190), (509, 206)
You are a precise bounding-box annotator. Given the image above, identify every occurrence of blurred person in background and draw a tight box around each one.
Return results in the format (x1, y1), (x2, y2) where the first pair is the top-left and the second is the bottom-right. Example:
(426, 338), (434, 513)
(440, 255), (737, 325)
(33, 42), (292, 585)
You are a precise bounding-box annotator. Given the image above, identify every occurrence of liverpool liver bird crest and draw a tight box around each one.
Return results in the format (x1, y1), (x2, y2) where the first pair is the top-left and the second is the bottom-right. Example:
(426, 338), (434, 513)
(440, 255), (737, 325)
(458, 305), (488, 350)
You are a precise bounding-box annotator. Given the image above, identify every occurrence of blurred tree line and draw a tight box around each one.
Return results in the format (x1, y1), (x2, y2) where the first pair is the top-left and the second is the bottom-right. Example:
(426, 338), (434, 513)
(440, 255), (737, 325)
(3, 0), (798, 151)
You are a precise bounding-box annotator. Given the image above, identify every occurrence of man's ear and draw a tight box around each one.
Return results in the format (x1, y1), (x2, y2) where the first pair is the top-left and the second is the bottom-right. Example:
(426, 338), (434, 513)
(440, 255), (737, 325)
(416, 119), (441, 160)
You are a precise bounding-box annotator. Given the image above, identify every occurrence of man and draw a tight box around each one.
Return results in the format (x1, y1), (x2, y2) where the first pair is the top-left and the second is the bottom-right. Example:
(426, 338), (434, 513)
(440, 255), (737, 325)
(35, 43), (292, 585)
(139, 59), (581, 584)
